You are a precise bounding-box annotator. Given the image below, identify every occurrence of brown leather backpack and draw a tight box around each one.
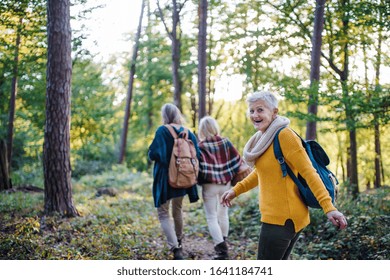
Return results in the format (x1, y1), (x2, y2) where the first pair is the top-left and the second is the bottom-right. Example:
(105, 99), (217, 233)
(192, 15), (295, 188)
(165, 125), (199, 188)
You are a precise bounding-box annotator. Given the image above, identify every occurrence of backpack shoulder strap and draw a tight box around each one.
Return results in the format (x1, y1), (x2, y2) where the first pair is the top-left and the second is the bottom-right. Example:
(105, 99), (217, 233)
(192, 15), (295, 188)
(165, 124), (189, 139)
(164, 124), (178, 139)
(273, 127), (305, 189)
(179, 128), (189, 140)
(273, 127), (288, 177)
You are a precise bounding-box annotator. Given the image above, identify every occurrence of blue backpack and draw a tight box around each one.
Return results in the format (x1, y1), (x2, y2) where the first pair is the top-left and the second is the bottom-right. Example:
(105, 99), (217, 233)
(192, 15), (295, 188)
(273, 128), (338, 208)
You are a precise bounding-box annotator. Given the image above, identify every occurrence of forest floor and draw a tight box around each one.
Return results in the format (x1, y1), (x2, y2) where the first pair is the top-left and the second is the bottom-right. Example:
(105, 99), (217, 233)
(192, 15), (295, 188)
(180, 235), (256, 260)
(1, 168), (389, 260)
(168, 235), (215, 260)
(0, 170), (258, 260)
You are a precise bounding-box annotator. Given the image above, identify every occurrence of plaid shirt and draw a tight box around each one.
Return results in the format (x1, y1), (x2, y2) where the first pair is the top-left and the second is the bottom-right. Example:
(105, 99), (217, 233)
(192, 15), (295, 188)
(199, 135), (241, 184)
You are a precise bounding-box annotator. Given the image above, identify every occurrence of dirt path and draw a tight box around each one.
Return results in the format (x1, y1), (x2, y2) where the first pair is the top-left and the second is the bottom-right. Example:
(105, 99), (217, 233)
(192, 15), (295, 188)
(155, 235), (247, 260)
(155, 235), (217, 260)
(181, 235), (215, 260)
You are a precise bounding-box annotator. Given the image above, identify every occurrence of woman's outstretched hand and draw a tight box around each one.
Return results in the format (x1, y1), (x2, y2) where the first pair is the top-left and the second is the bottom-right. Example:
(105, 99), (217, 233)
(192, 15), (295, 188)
(221, 189), (236, 207)
(326, 210), (348, 230)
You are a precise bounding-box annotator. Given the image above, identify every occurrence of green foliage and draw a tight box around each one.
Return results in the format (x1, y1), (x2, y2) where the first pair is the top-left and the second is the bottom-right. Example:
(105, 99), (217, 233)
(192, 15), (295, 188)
(2, 0), (388, 189)
(0, 168), (166, 260)
(292, 187), (390, 260)
(2, 166), (388, 260)
(10, 161), (43, 187)
(71, 159), (113, 179)
(70, 57), (120, 166)
(0, 0), (47, 164)
(0, 191), (43, 214)
(227, 190), (260, 259)
(1, 0), (389, 260)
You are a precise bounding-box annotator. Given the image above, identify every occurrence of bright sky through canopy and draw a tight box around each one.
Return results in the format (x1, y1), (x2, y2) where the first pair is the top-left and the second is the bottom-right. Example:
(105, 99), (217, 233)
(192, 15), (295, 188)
(71, 0), (142, 60)
(72, 0), (389, 102)
(71, 0), (243, 101)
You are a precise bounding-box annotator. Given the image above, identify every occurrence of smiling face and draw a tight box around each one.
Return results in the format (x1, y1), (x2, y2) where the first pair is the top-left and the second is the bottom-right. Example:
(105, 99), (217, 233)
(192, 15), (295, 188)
(248, 99), (278, 133)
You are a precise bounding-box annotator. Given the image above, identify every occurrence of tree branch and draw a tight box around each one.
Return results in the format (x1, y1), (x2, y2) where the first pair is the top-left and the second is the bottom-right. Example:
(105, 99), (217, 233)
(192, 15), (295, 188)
(156, 0), (172, 41)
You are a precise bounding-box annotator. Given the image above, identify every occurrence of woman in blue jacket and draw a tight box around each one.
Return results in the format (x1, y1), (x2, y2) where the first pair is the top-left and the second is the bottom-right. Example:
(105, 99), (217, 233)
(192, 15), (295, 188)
(148, 103), (200, 260)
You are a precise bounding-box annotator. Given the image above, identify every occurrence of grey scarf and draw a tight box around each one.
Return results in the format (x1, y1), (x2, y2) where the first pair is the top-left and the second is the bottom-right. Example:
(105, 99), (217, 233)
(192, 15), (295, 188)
(243, 116), (290, 167)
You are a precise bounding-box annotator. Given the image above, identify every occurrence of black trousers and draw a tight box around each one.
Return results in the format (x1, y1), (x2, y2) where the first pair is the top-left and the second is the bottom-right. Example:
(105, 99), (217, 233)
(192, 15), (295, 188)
(257, 219), (302, 260)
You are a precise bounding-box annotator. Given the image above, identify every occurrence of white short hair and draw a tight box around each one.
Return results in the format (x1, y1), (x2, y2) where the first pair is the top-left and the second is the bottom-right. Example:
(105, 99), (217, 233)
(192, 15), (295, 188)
(246, 91), (279, 109)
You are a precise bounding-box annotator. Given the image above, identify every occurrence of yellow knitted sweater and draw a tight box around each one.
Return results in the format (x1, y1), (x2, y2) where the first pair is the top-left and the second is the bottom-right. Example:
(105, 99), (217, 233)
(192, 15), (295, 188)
(233, 127), (337, 232)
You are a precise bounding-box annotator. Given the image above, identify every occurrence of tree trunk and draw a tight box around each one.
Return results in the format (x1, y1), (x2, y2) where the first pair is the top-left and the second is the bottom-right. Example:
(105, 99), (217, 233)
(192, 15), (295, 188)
(7, 17), (23, 172)
(0, 139), (12, 190)
(190, 93), (197, 130)
(157, 0), (184, 111)
(198, 0), (208, 121)
(323, 0), (359, 197)
(206, 8), (215, 116)
(306, 0), (326, 141)
(341, 4), (358, 198)
(171, 0), (182, 111)
(374, 123), (382, 188)
(43, 0), (78, 217)
(374, 5), (383, 188)
(342, 77), (359, 198)
(348, 125), (359, 197)
(118, 0), (145, 164)
(146, 1), (154, 134)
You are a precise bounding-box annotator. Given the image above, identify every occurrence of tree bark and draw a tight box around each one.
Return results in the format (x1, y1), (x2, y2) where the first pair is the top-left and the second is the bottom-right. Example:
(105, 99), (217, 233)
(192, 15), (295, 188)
(323, 0), (358, 197)
(7, 17), (23, 173)
(306, 0), (326, 140)
(341, 1), (358, 198)
(145, 1), (154, 134)
(374, 3), (384, 188)
(374, 123), (382, 188)
(0, 139), (12, 190)
(157, 0), (184, 111)
(118, 0), (145, 164)
(43, 0), (78, 216)
(171, 0), (182, 111)
(198, 0), (207, 121)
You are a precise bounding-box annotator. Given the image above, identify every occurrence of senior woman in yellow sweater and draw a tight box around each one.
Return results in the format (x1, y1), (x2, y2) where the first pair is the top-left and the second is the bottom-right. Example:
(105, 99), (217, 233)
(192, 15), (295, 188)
(221, 91), (347, 260)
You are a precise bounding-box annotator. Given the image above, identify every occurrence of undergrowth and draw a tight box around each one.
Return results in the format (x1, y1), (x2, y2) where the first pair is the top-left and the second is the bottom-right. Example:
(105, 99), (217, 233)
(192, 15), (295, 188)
(0, 165), (389, 260)
(292, 187), (390, 260)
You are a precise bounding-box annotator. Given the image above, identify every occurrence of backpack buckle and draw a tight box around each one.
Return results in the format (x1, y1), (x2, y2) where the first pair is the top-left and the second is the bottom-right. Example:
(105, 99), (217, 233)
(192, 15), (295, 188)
(277, 157), (287, 177)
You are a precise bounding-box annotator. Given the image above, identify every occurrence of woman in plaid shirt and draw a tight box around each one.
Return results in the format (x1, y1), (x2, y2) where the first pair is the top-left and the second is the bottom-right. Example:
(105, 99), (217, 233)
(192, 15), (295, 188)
(198, 116), (242, 260)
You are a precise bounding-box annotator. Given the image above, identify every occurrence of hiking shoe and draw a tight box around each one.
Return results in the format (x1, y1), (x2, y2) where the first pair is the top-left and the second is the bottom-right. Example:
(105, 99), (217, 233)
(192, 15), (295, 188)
(172, 247), (184, 260)
(214, 241), (229, 260)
